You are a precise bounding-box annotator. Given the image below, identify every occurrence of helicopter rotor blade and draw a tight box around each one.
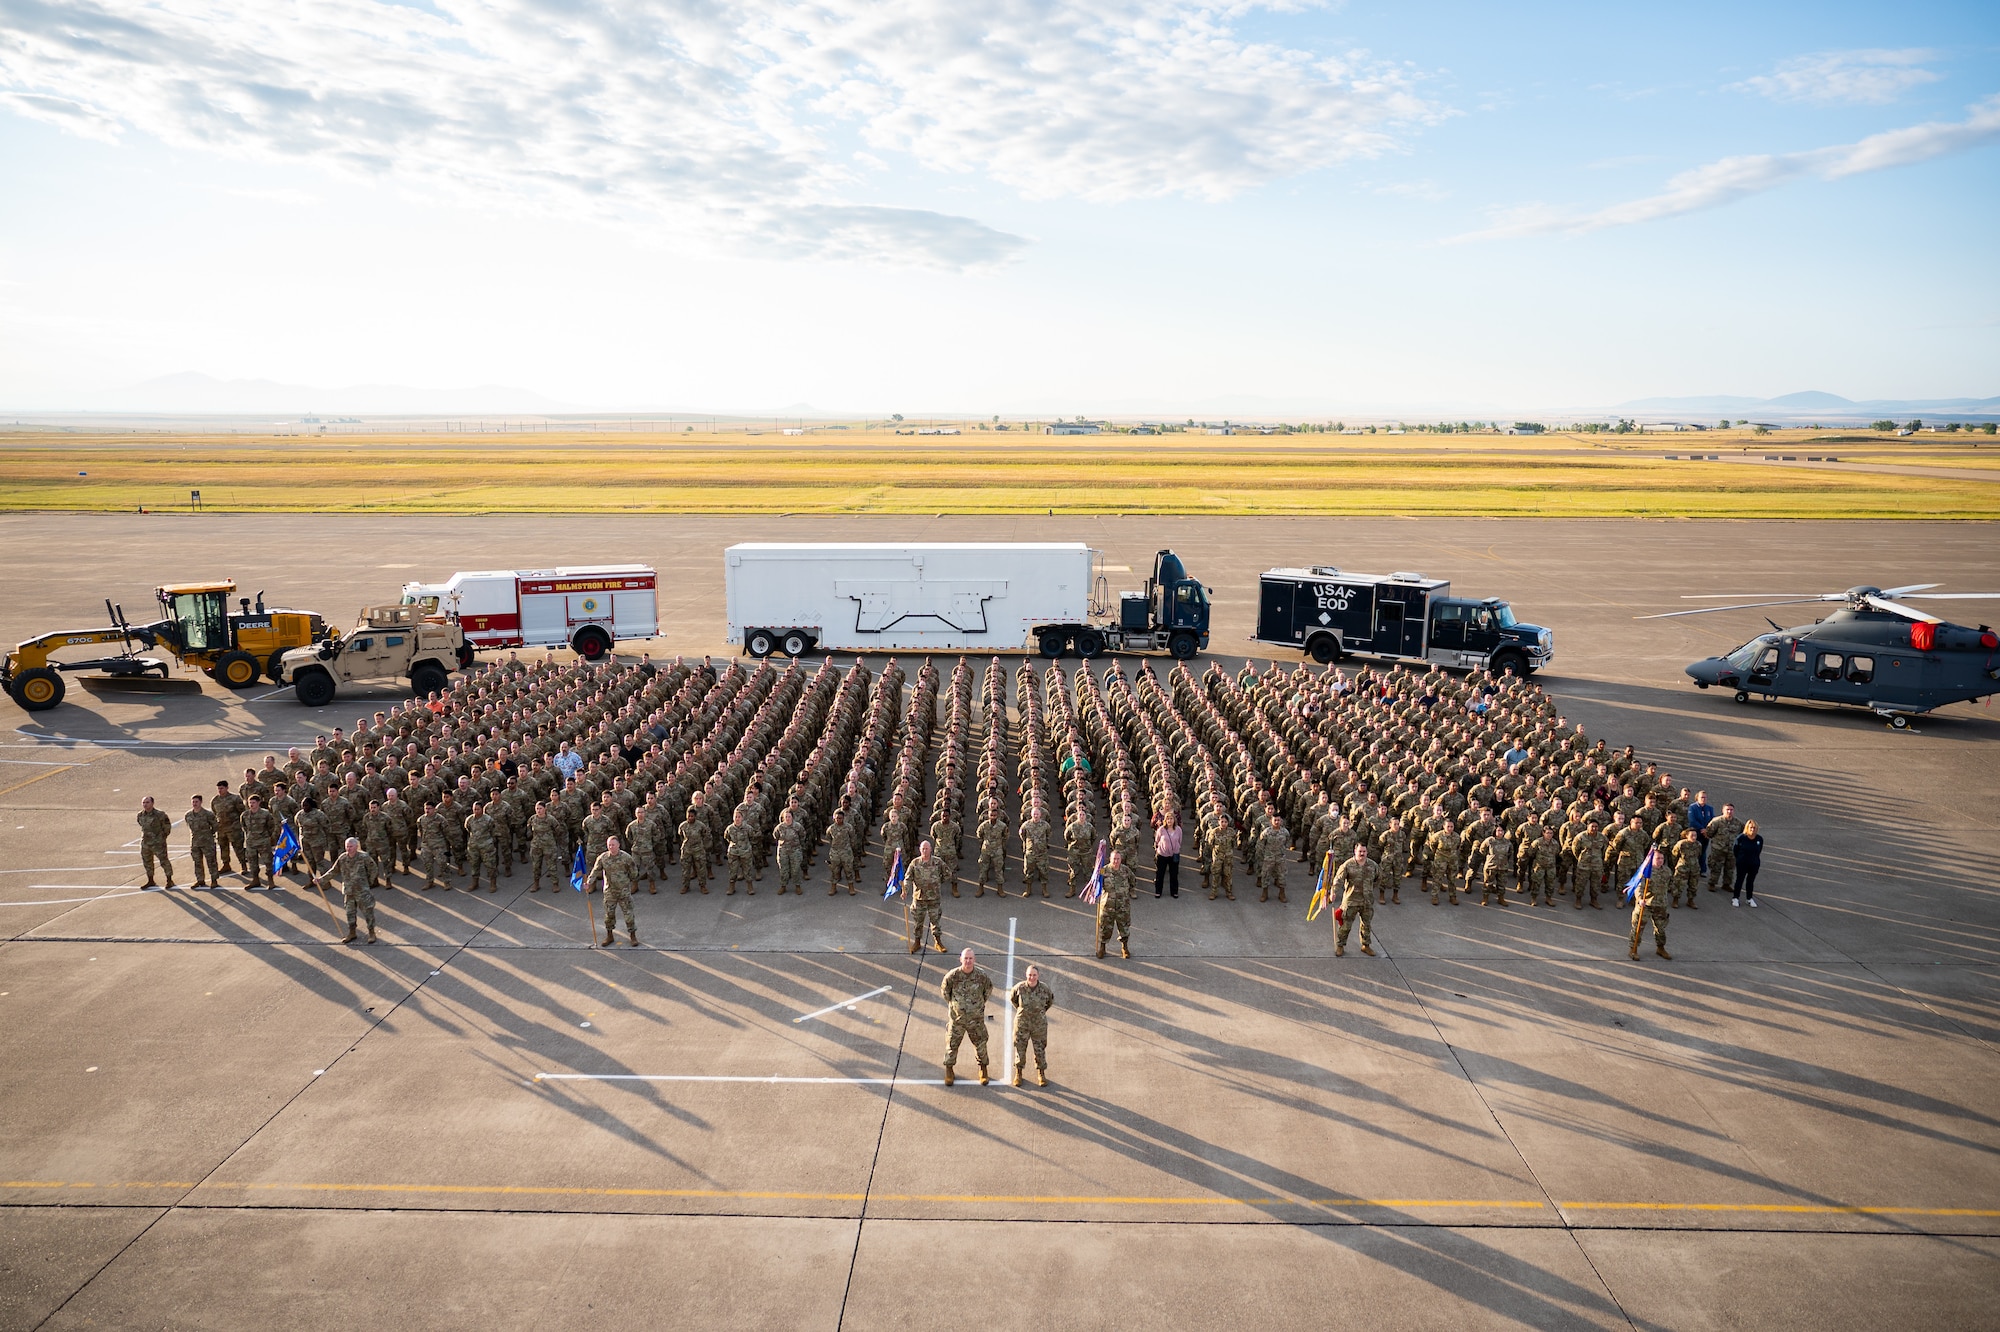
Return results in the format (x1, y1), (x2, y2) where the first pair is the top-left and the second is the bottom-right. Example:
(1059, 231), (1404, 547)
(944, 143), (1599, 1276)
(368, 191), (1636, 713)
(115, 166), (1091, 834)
(1862, 596), (1941, 624)
(1636, 600), (1829, 620)
(1677, 593), (1839, 600)
(1875, 583), (1943, 597)
(1895, 592), (2000, 600)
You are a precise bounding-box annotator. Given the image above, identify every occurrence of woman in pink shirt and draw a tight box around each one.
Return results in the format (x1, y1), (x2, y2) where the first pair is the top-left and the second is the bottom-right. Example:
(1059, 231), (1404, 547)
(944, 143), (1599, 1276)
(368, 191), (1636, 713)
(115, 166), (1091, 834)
(1153, 812), (1183, 899)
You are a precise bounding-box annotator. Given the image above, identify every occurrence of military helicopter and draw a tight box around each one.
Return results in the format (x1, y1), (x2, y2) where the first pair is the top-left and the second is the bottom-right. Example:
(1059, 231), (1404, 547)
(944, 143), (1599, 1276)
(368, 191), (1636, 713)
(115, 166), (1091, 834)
(1640, 583), (2000, 728)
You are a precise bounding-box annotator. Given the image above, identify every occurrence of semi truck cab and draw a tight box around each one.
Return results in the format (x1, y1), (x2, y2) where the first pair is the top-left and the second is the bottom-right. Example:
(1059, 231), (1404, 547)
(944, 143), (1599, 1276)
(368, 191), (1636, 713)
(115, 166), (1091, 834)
(1121, 549), (1210, 643)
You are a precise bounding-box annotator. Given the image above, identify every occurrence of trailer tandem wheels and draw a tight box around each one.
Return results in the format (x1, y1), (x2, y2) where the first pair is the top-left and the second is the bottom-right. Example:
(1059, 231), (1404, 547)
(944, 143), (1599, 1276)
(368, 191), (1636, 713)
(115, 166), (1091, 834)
(1253, 566), (1553, 674)
(725, 543), (1211, 659)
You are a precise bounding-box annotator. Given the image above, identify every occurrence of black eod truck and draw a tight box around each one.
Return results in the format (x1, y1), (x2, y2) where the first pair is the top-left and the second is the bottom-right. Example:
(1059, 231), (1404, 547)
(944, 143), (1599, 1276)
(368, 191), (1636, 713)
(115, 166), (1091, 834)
(1252, 566), (1554, 675)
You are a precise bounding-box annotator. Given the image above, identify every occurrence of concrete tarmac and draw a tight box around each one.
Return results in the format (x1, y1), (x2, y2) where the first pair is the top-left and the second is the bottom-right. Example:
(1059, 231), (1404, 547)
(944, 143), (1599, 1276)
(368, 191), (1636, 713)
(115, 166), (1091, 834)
(2, 514), (1997, 1330)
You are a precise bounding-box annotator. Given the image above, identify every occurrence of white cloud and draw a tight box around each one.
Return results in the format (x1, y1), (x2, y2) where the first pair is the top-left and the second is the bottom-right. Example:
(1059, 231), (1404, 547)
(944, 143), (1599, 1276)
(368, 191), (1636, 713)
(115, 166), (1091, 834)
(1452, 94), (2000, 242)
(0, 0), (1438, 266)
(1735, 49), (1941, 106)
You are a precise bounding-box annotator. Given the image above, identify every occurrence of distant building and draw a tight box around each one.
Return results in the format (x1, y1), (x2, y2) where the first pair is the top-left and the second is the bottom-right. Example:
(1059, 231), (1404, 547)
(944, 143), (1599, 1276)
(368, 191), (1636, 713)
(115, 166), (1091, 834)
(916, 427), (961, 435)
(782, 428), (805, 436)
(1047, 423), (1100, 435)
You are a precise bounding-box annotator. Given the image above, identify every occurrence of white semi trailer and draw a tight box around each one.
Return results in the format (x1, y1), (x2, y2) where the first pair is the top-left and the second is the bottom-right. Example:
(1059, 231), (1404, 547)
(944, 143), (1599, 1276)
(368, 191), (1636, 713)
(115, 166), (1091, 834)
(724, 542), (1212, 659)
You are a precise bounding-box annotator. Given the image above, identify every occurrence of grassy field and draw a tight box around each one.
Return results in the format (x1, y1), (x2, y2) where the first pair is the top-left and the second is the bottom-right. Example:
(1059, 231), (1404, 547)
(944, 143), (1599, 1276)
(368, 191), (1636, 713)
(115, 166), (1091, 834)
(2, 428), (1995, 518)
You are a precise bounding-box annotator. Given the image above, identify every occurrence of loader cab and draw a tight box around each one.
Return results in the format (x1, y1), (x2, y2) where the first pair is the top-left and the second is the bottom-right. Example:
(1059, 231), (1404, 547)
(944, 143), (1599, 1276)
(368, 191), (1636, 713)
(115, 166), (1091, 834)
(157, 585), (233, 653)
(1150, 549), (1210, 632)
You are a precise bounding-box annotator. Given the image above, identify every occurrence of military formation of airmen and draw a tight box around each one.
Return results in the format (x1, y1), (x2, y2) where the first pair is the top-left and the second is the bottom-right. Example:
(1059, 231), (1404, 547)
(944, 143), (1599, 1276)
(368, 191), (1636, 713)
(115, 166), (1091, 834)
(134, 649), (1744, 967)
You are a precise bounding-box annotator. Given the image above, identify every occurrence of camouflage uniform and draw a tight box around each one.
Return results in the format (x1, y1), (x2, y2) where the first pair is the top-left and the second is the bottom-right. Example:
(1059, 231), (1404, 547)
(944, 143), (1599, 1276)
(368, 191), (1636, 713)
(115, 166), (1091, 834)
(1426, 824), (1461, 905)
(324, 848), (380, 939)
(940, 963), (994, 1076)
(416, 808), (452, 889)
(680, 809), (711, 893)
(1208, 821), (1237, 901)
(1020, 814), (1050, 898)
(136, 806), (173, 887)
(1332, 856), (1380, 953)
(974, 813), (1007, 897)
(1470, 831), (1511, 907)
(1095, 860), (1134, 958)
(296, 806), (333, 876)
(1669, 835), (1702, 909)
(1705, 814), (1743, 894)
(527, 810), (562, 891)
(1571, 825), (1608, 909)
(906, 855), (945, 953)
(184, 806), (220, 886)
(1523, 833), (1559, 906)
(465, 807), (499, 892)
(241, 806), (280, 887)
(1009, 978), (1055, 1083)
(1630, 871), (1670, 959)
(1064, 814), (1094, 897)
(827, 814), (859, 896)
(589, 847), (641, 943)
(212, 789), (245, 873)
(1257, 822), (1288, 903)
(725, 820), (757, 895)
(774, 820), (805, 895)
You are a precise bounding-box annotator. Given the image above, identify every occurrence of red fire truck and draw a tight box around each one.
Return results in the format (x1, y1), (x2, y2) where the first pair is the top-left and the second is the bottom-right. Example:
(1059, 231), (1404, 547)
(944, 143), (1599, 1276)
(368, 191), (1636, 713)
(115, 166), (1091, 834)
(401, 565), (658, 660)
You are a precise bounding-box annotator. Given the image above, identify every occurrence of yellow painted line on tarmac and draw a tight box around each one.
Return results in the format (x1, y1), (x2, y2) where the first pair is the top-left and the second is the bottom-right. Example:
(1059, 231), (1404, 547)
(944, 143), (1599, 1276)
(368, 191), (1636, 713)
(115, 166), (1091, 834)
(2, 1179), (1995, 1218)
(0, 760), (88, 797)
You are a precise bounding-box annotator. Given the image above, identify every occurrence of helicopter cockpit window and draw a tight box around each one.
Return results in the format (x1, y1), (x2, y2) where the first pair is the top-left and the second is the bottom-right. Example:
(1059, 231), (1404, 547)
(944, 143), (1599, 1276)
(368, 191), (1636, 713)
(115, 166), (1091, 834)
(1846, 656), (1875, 685)
(1815, 652), (1844, 681)
(1725, 638), (1771, 671)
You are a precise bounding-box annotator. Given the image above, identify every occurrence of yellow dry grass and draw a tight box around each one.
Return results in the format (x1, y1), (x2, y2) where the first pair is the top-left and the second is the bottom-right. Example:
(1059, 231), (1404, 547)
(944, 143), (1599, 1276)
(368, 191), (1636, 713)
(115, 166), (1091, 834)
(1, 428), (1994, 518)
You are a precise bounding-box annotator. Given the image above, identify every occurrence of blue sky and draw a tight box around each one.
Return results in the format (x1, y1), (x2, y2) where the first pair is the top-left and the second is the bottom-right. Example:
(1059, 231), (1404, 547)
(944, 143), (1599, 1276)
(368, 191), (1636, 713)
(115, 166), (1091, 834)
(1, 0), (1994, 415)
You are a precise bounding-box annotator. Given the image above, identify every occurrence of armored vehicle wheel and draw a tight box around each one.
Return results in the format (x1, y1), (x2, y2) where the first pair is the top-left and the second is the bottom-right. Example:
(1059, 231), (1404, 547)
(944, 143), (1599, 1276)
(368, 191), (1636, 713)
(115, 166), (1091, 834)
(746, 629), (775, 659)
(1169, 630), (1199, 660)
(782, 631), (811, 657)
(1075, 628), (1105, 659)
(573, 627), (612, 660)
(216, 650), (261, 689)
(10, 666), (65, 711)
(294, 668), (336, 707)
(1307, 633), (1339, 665)
(457, 642), (476, 669)
(411, 662), (449, 698)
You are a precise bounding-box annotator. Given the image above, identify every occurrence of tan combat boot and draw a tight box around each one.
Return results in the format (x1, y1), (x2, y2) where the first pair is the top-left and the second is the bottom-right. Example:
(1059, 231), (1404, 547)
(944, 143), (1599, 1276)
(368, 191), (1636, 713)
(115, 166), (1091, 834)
(1120, 941), (1131, 959)
(1359, 944), (1375, 957)
(1629, 942), (1640, 960)
(943, 1065), (955, 1087)
(342, 928), (357, 943)
(1036, 1067), (1048, 1088)
(978, 1064), (990, 1086)
(1012, 1065), (1023, 1087)
(601, 931), (615, 947)
(627, 929), (639, 947)
(1656, 945), (1672, 959)
(1096, 941), (1106, 959)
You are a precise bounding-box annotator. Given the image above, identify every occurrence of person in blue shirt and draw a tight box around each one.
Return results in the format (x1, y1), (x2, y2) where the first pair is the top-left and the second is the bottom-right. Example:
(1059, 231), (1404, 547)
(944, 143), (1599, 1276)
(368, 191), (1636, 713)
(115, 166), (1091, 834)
(1687, 790), (1716, 874)
(1502, 735), (1530, 768)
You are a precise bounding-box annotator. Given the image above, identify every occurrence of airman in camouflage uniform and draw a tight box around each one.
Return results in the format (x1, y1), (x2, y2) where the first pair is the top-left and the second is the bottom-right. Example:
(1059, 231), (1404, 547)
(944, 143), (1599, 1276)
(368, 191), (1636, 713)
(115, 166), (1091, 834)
(940, 947), (994, 1086)
(1571, 818), (1608, 910)
(1470, 826), (1511, 908)
(1378, 817), (1408, 904)
(774, 809), (805, 894)
(906, 841), (946, 954)
(680, 794), (712, 894)
(320, 837), (380, 943)
(184, 795), (219, 887)
(1426, 819), (1461, 905)
(527, 801), (562, 891)
(136, 797), (174, 889)
(974, 801), (1007, 897)
(1064, 811), (1094, 898)
(1095, 849), (1135, 959)
(241, 796), (280, 888)
(1668, 828), (1702, 909)
(1522, 825), (1559, 907)
(1020, 804), (1051, 898)
(724, 808), (757, 895)
(1208, 818), (1237, 901)
(1332, 844), (1381, 956)
(588, 835), (641, 947)
(1257, 817), (1289, 904)
(1009, 965), (1054, 1087)
(416, 801), (452, 890)
(1705, 804), (1743, 896)
(465, 800), (500, 892)
(212, 781), (245, 875)
(1629, 847), (1671, 961)
(826, 807), (859, 895)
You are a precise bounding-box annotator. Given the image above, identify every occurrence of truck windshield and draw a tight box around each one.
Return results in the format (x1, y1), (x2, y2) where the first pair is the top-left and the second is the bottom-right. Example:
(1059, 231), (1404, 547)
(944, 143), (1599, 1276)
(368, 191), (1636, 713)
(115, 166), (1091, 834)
(1490, 602), (1518, 628)
(402, 595), (440, 614)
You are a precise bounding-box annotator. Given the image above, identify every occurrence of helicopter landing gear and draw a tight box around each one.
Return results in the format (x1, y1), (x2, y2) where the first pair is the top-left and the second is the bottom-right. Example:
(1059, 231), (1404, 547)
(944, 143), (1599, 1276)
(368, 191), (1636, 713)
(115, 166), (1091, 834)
(1888, 715), (1910, 730)
(1733, 690), (1749, 704)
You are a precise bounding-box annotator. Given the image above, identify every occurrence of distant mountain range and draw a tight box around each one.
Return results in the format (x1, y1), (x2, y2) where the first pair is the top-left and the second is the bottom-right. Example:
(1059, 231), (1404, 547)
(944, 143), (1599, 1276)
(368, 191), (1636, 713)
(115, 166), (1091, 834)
(94, 372), (580, 416)
(1616, 391), (2000, 419)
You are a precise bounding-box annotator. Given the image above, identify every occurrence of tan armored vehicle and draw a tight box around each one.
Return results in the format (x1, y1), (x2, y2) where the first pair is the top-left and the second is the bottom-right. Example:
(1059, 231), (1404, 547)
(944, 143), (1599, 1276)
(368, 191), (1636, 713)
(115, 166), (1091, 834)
(278, 603), (465, 707)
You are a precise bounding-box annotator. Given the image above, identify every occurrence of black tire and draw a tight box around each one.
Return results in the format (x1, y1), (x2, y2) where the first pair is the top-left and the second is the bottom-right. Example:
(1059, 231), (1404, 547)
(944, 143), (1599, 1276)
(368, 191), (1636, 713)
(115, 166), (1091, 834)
(294, 668), (336, 707)
(1491, 650), (1527, 678)
(782, 631), (811, 657)
(216, 650), (261, 689)
(457, 642), (476, 670)
(1307, 634), (1339, 665)
(410, 662), (449, 698)
(1890, 715), (1910, 730)
(1734, 690), (1750, 704)
(745, 629), (775, 659)
(1169, 630), (1199, 661)
(265, 648), (290, 682)
(10, 666), (65, 712)
(1075, 628), (1105, 659)
(573, 627), (612, 660)
(1037, 630), (1066, 659)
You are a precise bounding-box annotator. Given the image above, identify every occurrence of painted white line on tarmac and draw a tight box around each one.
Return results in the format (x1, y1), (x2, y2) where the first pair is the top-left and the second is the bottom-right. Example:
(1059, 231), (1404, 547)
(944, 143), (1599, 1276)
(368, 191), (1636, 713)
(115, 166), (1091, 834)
(248, 687), (291, 702)
(534, 1073), (954, 1086)
(792, 984), (894, 1024)
(0, 759), (87, 766)
(1004, 915), (1017, 1084)
(3, 888), (149, 906)
(8, 733), (316, 751)
(0, 866), (134, 875)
